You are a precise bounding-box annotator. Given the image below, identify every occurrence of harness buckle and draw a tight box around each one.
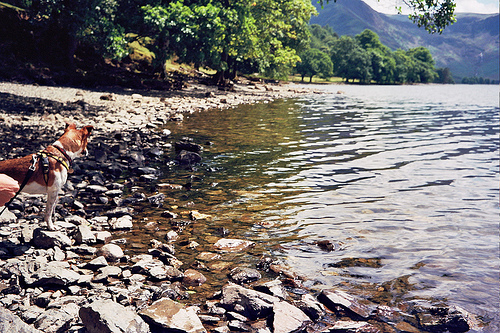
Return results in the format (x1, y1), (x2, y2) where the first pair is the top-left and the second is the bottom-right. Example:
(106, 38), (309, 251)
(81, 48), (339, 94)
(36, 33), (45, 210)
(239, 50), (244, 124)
(29, 154), (38, 171)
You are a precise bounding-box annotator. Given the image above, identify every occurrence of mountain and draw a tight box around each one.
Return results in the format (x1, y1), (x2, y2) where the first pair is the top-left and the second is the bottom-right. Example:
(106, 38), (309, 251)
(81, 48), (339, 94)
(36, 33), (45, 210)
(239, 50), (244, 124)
(310, 0), (499, 80)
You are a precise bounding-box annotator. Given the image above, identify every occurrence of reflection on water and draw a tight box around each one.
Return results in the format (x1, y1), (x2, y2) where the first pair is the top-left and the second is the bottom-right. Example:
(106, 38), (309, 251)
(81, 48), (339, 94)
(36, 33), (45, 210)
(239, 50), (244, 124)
(132, 84), (498, 329)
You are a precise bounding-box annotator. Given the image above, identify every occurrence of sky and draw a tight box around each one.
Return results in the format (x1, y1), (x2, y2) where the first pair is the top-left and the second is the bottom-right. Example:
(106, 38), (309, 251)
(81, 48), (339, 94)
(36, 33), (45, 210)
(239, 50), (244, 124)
(362, 0), (499, 14)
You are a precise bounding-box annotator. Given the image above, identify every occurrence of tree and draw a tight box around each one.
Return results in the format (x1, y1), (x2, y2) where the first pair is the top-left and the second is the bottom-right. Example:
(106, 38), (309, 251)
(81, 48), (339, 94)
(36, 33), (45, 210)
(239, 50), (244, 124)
(330, 36), (371, 83)
(406, 47), (437, 83)
(355, 30), (394, 84)
(436, 67), (455, 83)
(296, 48), (333, 82)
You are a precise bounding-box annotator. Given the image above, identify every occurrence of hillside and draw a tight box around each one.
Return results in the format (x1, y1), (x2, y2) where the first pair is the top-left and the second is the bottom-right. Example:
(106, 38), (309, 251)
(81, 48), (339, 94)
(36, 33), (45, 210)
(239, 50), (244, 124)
(310, 0), (499, 80)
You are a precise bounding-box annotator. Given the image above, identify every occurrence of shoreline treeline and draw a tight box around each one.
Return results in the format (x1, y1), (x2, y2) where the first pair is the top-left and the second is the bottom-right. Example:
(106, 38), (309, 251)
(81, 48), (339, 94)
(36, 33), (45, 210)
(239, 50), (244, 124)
(297, 25), (459, 85)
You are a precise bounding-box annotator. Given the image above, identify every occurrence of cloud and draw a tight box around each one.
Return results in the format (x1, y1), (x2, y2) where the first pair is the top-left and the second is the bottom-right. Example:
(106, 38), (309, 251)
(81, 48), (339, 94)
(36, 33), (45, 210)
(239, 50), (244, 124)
(363, 0), (499, 14)
(454, 0), (499, 13)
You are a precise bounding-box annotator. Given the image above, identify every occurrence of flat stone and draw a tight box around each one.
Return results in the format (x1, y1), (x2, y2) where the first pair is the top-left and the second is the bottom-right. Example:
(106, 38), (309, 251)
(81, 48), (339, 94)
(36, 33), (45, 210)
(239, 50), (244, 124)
(329, 320), (376, 332)
(296, 294), (325, 320)
(139, 298), (206, 333)
(254, 279), (288, 300)
(190, 210), (211, 220)
(196, 252), (222, 261)
(93, 266), (122, 282)
(85, 256), (108, 270)
(86, 185), (108, 194)
(33, 307), (74, 333)
(95, 230), (113, 243)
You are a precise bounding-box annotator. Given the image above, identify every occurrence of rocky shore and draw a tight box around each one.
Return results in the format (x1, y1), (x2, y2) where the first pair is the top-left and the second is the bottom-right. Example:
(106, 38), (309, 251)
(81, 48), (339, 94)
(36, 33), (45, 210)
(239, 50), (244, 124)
(0, 80), (483, 333)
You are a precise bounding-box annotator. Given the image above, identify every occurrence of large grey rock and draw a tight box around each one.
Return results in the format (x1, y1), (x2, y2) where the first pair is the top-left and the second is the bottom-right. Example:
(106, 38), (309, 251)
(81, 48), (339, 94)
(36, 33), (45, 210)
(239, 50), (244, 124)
(272, 301), (311, 333)
(220, 283), (279, 320)
(0, 307), (42, 333)
(79, 299), (150, 333)
(26, 261), (81, 287)
(32, 229), (72, 249)
(140, 298), (206, 333)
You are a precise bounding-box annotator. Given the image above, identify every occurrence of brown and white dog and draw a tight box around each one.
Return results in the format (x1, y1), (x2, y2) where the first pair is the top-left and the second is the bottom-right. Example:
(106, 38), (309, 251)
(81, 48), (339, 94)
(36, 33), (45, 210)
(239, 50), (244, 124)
(0, 123), (93, 230)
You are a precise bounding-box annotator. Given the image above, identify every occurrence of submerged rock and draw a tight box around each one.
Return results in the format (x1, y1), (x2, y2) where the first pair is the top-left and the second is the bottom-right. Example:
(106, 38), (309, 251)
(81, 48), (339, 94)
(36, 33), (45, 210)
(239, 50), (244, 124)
(229, 267), (261, 285)
(213, 238), (255, 252)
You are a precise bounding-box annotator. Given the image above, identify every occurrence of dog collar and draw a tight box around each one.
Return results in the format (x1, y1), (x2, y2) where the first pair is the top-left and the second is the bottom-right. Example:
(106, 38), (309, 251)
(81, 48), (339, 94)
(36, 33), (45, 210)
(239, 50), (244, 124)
(52, 145), (73, 168)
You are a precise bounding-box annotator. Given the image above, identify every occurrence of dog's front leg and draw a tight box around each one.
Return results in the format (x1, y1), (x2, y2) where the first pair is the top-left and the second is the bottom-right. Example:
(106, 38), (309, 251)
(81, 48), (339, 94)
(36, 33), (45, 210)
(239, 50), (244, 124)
(45, 190), (59, 230)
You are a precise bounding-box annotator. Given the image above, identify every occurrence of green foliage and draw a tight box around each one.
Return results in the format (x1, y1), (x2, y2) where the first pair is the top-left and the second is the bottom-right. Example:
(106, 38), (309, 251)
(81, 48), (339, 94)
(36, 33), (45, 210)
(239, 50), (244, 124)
(296, 48), (333, 82)
(402, 0), (457, 34)
(461, 76), (499, 85)
(299, 26), (441, 84)
(435, 67), (455, 84)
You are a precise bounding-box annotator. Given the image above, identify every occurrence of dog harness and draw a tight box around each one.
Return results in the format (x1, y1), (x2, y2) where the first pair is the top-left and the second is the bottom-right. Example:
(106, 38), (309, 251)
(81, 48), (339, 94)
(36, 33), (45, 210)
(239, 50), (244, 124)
(37, 148), (74, 184)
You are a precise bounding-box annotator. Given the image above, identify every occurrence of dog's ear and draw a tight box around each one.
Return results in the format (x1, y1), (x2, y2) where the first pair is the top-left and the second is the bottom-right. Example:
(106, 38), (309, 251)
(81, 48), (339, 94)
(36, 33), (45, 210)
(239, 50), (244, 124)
(83, 126), (94, 136)
(65, 123), (77, 130)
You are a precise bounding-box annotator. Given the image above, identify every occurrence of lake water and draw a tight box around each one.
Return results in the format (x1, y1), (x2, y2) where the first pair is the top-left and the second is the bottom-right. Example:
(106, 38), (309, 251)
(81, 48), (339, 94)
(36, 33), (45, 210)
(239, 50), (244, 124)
(153, 84), (499, 330)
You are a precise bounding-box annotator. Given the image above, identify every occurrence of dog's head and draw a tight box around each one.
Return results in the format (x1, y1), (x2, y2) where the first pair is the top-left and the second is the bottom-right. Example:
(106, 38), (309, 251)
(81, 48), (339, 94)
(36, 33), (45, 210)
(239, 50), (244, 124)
(59, 123), (94, 157)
